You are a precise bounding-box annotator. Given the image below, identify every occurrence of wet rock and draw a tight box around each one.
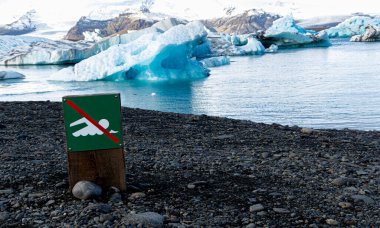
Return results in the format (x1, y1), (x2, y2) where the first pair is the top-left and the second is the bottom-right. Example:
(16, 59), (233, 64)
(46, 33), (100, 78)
(331, 177), (357, 187)
(72, 181), (102, 200)
(128, 192), (146, 200)
(121, 212), (164, 227)
(250, 204), (264, 212)
(350, 195), (375, 205)
(338, 202), (352, 209)
(326, 219), (339, 225)
(301, 128), (313, 134)
(0, 189), (14, 194)
(273, 208), (290, 213)
(187, 183), (196, 189)
(0, 212), (9, 222)
(81, 203), (112, 215)
(45, 200), (55, 206)
(109, 193), (122, 203)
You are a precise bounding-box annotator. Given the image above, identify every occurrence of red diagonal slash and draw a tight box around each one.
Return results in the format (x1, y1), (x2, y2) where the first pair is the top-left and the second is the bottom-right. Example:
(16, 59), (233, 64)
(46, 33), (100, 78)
(65, 99), (119, 144)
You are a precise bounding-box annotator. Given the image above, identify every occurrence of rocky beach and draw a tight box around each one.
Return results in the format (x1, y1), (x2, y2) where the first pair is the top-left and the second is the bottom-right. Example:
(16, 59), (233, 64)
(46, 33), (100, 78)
(0, 101), (379, 227)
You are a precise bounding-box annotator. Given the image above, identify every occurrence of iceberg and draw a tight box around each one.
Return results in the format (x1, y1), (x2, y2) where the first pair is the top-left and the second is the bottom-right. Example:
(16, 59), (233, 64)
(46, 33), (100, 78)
(0, 35), (94, 65)
(237, 35), (266, 55)
(200, 56), (230, 68)
(265, 44), (279, 53)
(51, 21), (210, 81)
(0, 71), (25, 80)
(350, 24), (380, 42)
(206, 33), (265, 57)
(260, 16), (331, 48)
(325, 16), (380, 38)
(0, 18), (185, 66)
(0, 36), (48, 56)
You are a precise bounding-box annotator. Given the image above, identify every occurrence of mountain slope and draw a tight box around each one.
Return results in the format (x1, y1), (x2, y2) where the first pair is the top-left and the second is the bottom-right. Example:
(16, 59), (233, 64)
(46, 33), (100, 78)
(64, 9), (169, 41)
(203, 9), (280, 34)
(296, 13), (372, 31)
(0, 10), (47, 35)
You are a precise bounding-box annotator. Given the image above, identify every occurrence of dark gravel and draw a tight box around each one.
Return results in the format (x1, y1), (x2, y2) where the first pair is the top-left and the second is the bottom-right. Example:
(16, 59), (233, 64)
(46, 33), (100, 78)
(0, 101), (379, 227)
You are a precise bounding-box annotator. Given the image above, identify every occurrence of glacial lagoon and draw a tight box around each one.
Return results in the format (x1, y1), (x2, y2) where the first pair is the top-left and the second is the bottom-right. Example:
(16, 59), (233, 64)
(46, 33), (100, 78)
(1, 40), (380, 130)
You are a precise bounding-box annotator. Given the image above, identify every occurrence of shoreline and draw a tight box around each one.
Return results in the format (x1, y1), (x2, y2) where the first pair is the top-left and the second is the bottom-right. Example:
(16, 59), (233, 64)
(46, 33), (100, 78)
(0, 101), (379, 227)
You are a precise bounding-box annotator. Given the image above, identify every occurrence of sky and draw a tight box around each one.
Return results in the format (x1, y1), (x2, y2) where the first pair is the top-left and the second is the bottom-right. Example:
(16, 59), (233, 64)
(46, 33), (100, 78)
(0, 0), (379, 25)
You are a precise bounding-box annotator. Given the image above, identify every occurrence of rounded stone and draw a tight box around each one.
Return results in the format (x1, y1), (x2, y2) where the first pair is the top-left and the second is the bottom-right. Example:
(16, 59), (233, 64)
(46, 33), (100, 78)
(326, 219), (339, 225)
(72, 181), (102, 200)
(249, 204), (264, 212)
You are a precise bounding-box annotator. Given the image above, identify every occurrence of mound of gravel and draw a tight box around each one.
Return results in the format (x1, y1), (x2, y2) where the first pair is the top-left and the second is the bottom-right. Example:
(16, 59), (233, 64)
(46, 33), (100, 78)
(0, 101), (379, 227)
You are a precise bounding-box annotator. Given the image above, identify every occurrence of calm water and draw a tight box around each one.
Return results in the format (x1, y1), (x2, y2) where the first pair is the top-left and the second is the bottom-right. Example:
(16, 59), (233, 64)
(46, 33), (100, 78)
(1, 40), (380, 130)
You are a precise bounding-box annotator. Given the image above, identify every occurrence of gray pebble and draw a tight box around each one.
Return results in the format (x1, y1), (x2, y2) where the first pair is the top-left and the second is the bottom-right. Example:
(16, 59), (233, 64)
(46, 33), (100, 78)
(331, 177), (357, 187)
(249, 204), (264, 212)
(72, 181), (102, 200)
(0, 212), (9, 222)
(338, 202), (352, 208)
(351, 195), (375, 205)
(45, 200), (55, 206)
(128, 192), (146, 200)
(0, 189), (14, 194)
(326, 218), (339, 225)
(110, 193), (122, 203)
(273, 208), (290, 213)
(121, 212), (164, 227)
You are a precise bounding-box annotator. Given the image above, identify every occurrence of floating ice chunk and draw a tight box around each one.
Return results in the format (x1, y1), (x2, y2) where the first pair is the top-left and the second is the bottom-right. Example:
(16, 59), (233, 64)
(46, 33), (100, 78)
(51, 21), (210, 81)
(238, 36), (265, 55)
(262, 16), (331, 48)
(207, 33), (265, 56)
(325, 16), (380, 38)
(350, 24), (380, 42)
(200, 56), (230, 68)
(0, 71), (25, 80)
(230, 34), (248, 46)
(265, 44), (279, 53)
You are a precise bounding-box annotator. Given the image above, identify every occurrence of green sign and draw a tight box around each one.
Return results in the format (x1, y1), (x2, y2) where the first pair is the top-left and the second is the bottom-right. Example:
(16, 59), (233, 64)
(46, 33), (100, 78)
(62, 93), (123, 152)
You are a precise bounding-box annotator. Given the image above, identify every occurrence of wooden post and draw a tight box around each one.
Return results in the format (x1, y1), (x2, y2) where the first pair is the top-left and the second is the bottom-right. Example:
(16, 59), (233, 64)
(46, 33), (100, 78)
(67, 148), (126, 191)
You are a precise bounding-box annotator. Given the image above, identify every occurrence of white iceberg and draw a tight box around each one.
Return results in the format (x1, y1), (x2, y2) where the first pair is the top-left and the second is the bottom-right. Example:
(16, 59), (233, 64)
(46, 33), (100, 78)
(200, 56), (230, 68)
(265, 44), (279, 53)
(0, 35), (94, 65)
(206, 33), (265, 57)
(325, 16), (380, 38)
(0, 71), (25, 80)
(350, 24), (380, 42)
(261, 16), (331, 48)
(51, 21), (210, 81)
(0, 18), (185, 66)
(0, 36), (48, 56)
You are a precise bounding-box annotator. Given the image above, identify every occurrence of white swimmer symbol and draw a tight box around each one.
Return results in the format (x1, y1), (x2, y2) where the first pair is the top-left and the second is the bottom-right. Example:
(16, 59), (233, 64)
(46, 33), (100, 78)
(70, 117), (118, 137)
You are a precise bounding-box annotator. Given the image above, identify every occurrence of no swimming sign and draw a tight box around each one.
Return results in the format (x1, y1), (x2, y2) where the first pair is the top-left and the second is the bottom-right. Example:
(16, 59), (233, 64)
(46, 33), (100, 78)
(62, 93), (126, 191)
(63, 93), (123, 152)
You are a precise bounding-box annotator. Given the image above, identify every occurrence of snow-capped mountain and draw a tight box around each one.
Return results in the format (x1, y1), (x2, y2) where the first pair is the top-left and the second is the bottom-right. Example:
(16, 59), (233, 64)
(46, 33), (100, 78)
(203, 9), (280, 34)
(296, 13), (372, 31)
(65, 8), (171, 41)
(0, 10), (47, 35)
